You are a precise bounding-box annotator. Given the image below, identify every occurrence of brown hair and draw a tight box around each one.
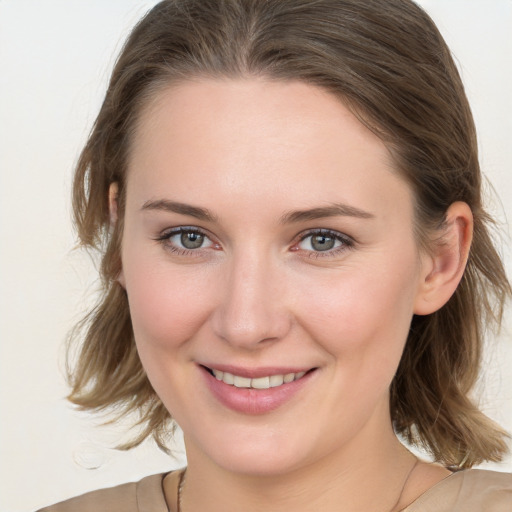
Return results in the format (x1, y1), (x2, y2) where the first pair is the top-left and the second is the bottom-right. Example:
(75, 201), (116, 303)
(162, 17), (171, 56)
(69, 0), (510, 468)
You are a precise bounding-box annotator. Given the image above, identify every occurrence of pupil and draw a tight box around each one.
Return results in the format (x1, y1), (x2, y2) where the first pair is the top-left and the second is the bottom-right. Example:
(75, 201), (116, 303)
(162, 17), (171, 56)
(312, 235), (335, 251)
(181, 231), (204, 249)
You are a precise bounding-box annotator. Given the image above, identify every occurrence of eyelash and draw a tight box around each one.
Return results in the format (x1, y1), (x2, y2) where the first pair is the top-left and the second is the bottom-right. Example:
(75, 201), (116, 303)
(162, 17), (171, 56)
(154, 226), (218, 257)
(293, 229), (355, 258)
(154, 227), (354, 258)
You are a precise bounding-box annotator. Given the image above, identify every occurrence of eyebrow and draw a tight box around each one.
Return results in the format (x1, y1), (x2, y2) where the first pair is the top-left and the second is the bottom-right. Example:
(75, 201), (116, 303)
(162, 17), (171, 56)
(141, 199), (373, 224)
(280, 203), (375, 224)
(141, 199), (218, 222)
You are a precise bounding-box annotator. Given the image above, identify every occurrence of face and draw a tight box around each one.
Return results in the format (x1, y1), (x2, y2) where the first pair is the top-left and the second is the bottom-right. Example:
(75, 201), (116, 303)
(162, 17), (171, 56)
(120, 79), (429, 475)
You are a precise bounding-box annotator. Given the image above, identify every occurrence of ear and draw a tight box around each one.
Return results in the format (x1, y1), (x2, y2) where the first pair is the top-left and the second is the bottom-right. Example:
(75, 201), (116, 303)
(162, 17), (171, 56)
(108, 182), (119, 226)
(108, 182), (126, 287)
(414, 201), (473, 315)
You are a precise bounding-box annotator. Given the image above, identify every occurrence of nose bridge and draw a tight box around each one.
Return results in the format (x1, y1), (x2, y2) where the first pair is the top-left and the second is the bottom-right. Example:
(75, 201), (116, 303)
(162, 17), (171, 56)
(212, 246), (290, 348)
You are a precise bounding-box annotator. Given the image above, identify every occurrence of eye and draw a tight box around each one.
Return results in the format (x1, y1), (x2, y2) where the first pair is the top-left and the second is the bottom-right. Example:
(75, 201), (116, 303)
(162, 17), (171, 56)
(156, 227), (216, 253)
(175, 230), (209, 249)
(300, 233), (339, 252)
(294, 229), (353, 256)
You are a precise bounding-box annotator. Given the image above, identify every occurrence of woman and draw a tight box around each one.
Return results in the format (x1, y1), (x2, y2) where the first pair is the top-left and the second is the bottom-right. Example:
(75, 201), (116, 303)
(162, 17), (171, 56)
(38, 0), (512, 510)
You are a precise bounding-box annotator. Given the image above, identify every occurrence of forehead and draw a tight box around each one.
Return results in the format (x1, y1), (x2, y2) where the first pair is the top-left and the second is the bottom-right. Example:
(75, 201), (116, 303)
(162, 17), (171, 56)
(131, 78), (389, 166)
(127, 78), (413, 224)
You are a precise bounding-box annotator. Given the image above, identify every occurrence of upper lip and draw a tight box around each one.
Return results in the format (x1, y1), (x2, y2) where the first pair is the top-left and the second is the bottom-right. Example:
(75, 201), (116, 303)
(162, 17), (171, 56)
(199, 363), (316, 379)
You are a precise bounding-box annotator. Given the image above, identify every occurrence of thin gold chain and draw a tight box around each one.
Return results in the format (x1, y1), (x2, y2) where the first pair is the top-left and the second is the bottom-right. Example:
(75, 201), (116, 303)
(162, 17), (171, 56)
(176, 469), (186, 512)
(391, 458), (419, 512)
(176, 458), (419, 512)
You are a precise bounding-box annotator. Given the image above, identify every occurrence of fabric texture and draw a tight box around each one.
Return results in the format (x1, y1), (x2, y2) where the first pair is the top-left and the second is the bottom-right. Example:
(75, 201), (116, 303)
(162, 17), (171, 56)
(37, 468), (512, 511)
(404, 469), (512, 512)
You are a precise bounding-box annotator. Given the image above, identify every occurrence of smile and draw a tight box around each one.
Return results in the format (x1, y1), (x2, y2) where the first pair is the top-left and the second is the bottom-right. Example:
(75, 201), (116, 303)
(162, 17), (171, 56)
(201, 364), (317, 414)
(211, 369), (307, 389)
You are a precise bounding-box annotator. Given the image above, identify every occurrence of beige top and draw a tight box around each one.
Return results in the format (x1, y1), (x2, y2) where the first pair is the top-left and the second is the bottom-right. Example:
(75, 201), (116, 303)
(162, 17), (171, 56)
(37, 469), (512, 512)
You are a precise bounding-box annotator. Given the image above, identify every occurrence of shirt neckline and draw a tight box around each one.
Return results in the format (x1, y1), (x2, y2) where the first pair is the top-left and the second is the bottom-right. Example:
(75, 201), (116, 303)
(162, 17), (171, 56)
(401, 470), (465, 511)
(147, 468), (468, 512)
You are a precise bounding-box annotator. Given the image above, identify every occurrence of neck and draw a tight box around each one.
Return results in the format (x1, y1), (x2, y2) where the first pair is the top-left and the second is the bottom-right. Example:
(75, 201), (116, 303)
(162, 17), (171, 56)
(180, 422), (417, 512)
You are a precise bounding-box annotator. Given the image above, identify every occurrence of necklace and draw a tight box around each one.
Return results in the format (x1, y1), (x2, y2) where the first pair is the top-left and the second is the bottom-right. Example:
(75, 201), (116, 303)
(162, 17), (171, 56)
(176, 469), (186, 512)
(388, 458), (419, 512)
(175, 458), (419, 512)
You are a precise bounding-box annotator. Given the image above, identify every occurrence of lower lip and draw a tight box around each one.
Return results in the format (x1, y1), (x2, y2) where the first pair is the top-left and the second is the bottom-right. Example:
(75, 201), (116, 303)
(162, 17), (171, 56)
(201, 367), (315, 415)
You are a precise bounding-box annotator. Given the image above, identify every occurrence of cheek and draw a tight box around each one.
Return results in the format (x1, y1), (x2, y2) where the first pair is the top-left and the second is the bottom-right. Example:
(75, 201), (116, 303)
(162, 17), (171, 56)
(122, 253), (218, 416)
(122, 250), (215, 354)
(296, 253), (420, 365)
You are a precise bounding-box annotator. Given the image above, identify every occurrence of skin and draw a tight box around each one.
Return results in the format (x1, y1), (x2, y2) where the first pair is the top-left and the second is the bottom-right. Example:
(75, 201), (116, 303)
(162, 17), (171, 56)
(113, 78), (472, 511)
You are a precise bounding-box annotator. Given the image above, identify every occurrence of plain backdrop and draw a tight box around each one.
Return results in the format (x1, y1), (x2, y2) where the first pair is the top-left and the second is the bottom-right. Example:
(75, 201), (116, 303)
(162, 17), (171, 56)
(0, 1), (511, 511)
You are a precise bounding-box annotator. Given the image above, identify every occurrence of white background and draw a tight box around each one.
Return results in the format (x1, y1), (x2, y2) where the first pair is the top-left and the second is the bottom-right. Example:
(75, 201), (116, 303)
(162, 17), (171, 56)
(0, 1), (511, 510)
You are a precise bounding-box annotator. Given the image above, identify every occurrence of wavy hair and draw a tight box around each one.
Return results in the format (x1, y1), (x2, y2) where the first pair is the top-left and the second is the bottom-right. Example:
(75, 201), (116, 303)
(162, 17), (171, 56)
(68, 0), (510, 468)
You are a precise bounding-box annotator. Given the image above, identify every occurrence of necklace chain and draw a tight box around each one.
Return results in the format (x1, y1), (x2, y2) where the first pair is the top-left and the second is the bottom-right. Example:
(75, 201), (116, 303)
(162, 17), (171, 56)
(388, 458), (419, 512)
(176, 469), (185, 512)
(175, 458), (418, 512)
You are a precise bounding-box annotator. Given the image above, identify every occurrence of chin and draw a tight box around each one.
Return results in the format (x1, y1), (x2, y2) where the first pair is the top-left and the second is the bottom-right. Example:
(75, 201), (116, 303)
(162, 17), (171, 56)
(213, 449), (308, 477)
(186, 424), (315, 477)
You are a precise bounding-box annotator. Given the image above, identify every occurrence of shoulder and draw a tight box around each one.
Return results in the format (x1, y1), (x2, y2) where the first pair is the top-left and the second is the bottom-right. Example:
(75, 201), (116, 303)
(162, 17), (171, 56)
(36, 472), (170, 512)
(460, 468), (512, 489)
(406, 469), (512, 511)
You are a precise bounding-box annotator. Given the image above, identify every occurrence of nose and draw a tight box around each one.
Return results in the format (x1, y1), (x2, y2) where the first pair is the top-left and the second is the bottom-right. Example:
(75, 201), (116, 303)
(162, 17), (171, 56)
(211, 251), (292, 349)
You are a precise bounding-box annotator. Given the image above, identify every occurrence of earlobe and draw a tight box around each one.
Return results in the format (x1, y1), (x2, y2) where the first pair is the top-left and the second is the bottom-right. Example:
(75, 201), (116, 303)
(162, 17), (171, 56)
(414, 202), (473, 315)
(117, 268), (126, 288)
(108, 182), (119, 226)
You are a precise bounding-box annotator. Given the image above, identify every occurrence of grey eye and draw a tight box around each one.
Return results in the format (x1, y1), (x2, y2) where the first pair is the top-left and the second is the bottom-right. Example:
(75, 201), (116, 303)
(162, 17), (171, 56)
(298, 232), (346, 252)
(158, 227), (216, 253)
(310, 234), (336, 251)
(180, 231), (206, 249)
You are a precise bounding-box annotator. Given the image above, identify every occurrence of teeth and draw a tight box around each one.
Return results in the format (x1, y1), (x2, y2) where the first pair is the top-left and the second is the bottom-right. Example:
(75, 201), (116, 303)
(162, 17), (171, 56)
(251, 376), (270, 389)
(211, 369), (308, 389)
(283, 373), (295, 383)
(233, 376), (251, 388)
(269, 375), (284, 387)
(223, 372), (234, 385)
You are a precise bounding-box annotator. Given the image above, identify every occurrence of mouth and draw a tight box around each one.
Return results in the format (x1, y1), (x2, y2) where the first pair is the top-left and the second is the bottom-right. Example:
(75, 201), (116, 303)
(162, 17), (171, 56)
(200, 364), (317, 414)
(201, 365), (315, 389)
